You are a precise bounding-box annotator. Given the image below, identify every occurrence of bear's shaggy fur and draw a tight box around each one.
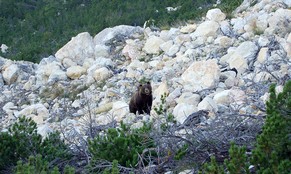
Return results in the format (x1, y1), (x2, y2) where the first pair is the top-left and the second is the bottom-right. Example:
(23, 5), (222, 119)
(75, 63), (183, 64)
(129, 82), (153, 115)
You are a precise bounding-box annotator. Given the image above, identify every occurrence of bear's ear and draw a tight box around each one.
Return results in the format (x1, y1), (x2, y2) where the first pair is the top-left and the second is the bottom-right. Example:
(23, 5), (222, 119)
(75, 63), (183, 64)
(137, 84), (142, 90)
(147, 81), (151, 85)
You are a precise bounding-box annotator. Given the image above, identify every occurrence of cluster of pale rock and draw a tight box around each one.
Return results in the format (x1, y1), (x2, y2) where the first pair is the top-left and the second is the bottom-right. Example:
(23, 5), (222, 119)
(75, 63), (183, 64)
(0, 0), (291, 140)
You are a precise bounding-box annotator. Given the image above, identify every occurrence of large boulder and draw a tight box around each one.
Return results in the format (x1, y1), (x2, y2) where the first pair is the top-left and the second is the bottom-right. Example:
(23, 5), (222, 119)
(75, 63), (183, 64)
(16, 104), (49, 125)
(93, 67), (112, 82)
(173, 103), (197, 124)
(181, 59), (220, 92)
(36, 56), (67, 86)
(226, 41), (258, 74)
(122, 40), (142, 60)
(94, 25), (143, 45)
(180, 24), (197, 34)
(55, 32), (95, 67)
(266, 8), (291, 36)
(2, 63), (19, 85)
(197, 96), (218, 112)
(206, 8), (226, 22)
(191, 21), (219, 38)
(66, 66), (86, 80)
(110, 101), (129, 122)
(143, 36), (165, 54)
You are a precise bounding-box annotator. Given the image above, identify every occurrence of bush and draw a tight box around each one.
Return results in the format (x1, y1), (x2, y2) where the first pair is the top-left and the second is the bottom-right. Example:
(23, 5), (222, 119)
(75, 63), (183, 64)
(200, 81), (291, 173)
(88, 122), (155, 168)
(0, 116), (72, 172)
(200, 143), (249, 174)
(15, 154), (75, 174)
(251, 81), (291, 173)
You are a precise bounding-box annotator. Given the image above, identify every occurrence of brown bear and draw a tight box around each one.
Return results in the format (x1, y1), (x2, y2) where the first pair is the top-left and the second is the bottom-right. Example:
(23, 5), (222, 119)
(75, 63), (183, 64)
(129, 82), (153, 115)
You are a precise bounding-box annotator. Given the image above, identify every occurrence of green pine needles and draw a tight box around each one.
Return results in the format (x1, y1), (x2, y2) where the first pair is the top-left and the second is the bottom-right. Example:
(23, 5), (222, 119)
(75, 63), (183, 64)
(0, 116), (72, 173)
(88, 122), (155, 168)
(200, 80), (291, 174)
(251, 80), (291, 174)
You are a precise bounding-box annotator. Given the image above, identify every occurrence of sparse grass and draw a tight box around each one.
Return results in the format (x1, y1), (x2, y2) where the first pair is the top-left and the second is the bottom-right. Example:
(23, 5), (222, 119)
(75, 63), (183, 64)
(254, 28), (264, 35)
(218, 0), (244, 18)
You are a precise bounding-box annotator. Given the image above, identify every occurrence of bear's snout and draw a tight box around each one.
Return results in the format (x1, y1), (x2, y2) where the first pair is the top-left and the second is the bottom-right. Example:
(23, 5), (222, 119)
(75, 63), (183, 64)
(145, 88), (150, 95)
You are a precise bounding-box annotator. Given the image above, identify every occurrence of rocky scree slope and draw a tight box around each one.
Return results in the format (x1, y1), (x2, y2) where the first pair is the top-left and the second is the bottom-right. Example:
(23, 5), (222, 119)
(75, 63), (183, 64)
(0, 0), (290, 143)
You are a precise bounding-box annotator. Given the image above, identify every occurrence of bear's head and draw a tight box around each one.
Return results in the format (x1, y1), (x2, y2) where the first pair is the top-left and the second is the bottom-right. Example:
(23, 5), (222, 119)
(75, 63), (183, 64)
(138, 82), (152, 96)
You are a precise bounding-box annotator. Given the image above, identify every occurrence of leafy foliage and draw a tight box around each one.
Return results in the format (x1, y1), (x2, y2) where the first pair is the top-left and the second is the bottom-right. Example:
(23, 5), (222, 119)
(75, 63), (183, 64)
(0, 0), (242, 62)
(88, 122), (155, 168)
(0, 116), (72, 172)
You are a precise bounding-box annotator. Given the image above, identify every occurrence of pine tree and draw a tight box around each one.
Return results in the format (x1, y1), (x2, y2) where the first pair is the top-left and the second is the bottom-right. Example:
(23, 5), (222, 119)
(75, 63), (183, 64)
(251, 81), (291, 174)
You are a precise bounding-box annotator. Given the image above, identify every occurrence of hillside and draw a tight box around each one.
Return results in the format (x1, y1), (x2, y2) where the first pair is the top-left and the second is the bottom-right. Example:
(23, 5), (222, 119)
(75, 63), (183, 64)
(0, 0), (291, 173)
(0, 0), (242, 62)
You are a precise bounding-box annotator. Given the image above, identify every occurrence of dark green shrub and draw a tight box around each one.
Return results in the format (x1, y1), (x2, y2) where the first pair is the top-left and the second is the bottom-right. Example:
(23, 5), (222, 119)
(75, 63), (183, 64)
(88, 122), (155, 168)
(200, 156), (224, 174)
(200, 81), (291, 173)
(200, 143), (249, 174)
(251, 81), (291, 173)
(0, 116), (72, 172)
(102, 160), (119, 174)
(0, 116), (42, 170)
(224, 143), (250, 174)
(15, 154), (75, 174)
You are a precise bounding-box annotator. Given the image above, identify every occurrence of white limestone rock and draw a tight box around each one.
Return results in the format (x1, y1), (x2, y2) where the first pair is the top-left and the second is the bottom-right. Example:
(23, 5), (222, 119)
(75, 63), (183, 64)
(1, 44), (8, 53)
(36, 56), (64, 86)
(256, 13), (269, 32)
(166, 88), (182, 107)
(257, 47), (268, 64)
(94, 25), (143, 45)
(206, 8), (226, 22)
(47, 69), (67, 84)
(143, 36), (165, 54)
(93, 67), (112, 82)
(153, 81), (169, 100)
(214, 36), (232, 48)
(2, 63), (19, 85)
(0, 74), (4, 86)
(214, 89), (246, 106)
(191, 21), (219, 38)
(95, 44), (110, 58)
(198, 96), (218, 112)
(258, 36), (270, 47)
(160, 40), (174, 53)
(122, 43), (142, 60)
(166, 45), (180, 57)
(62, 58), (77, 68)
(227, 41), (258, 74)
(37, 124), (53, 139)
(266, 8), (291, 36)
(55, 32), (95, 66)
(283, 0), (291, 7)
(110, 101), (129, 122)
(66, 65), (86, 80)
(16, 104), (49, 125)
(176, 92), (201, 106)
(173, 103), (197, 124)
(181, 59), (220, 92)
(180, 24), (197, 33)
(231, 17), (246, 34)
(3, 102), (17, 117)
